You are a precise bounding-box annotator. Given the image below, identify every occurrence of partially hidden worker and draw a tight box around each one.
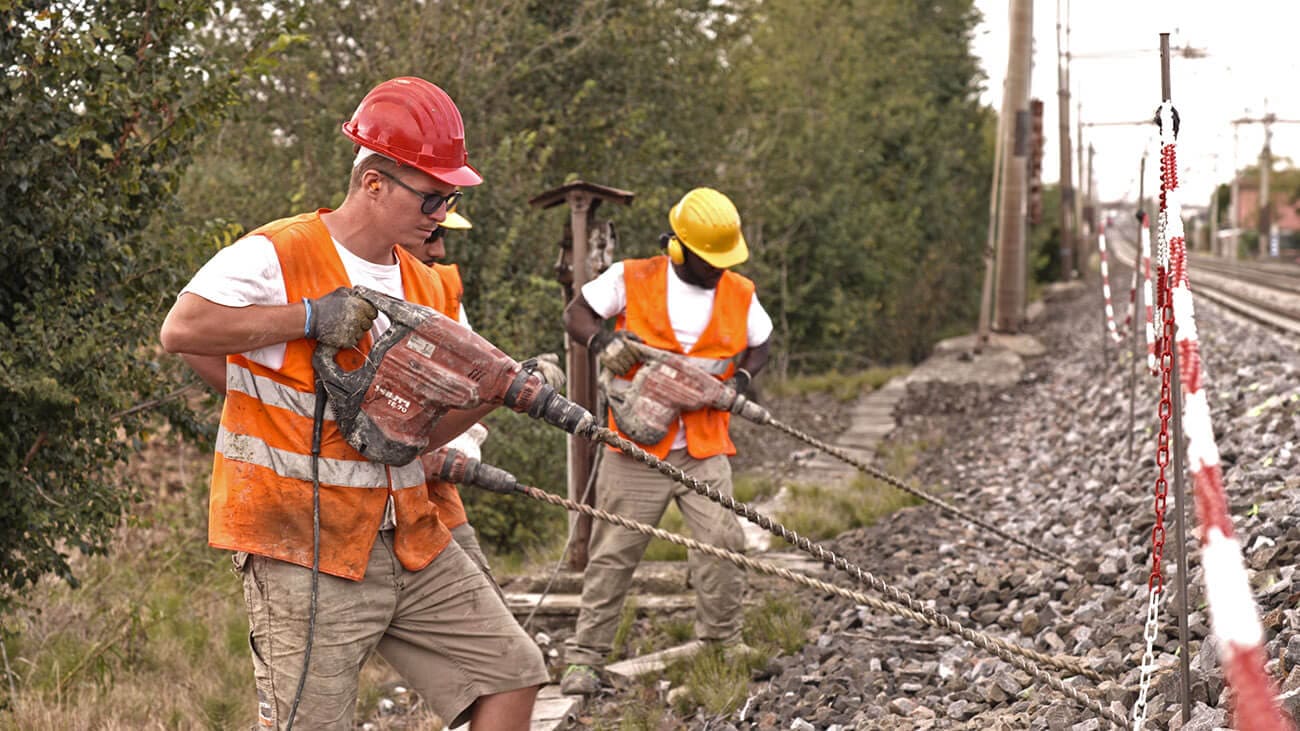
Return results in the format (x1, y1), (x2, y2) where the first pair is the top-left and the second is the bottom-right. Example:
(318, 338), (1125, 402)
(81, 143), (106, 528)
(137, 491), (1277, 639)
(402, 206), (565, 584)
(558, 187), (773, 695)
(159, 77), (547, 730)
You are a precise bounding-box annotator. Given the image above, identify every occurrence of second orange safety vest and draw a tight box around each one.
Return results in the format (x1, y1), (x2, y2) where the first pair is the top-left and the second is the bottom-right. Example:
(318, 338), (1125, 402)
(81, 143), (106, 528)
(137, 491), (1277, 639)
(208, 210), (453, 581)
(426, 262), (470, 530)
(612, 255), (754, 459)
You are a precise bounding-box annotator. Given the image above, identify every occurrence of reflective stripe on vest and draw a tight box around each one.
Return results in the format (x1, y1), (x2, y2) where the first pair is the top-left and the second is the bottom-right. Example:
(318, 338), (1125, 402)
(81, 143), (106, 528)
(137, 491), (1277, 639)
(215, 428), (424, 490)
(678, 354), (732, 375)
(208, 210), (452, 579)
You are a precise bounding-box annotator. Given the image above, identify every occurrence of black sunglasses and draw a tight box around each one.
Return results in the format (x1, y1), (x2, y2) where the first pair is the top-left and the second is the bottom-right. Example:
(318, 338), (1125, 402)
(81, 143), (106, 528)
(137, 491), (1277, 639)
(376, 169), (463, 215)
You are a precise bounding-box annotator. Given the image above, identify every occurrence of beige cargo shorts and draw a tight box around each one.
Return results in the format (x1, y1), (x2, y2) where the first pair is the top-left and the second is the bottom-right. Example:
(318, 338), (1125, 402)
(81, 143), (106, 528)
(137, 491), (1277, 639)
(237, 532), (548, 729)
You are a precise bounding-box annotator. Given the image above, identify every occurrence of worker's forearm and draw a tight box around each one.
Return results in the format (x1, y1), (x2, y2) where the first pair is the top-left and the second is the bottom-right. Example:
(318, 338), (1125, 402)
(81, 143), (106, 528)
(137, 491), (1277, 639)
(182, 353), (229, 394)
(161, 293), (307, 356)
(737, 341), (771, 377)
(562, 295), (603, 347)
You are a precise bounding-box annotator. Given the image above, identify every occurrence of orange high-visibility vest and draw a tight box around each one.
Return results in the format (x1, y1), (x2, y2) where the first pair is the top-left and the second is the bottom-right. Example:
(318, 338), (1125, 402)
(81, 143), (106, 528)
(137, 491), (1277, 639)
(612, 255), (754, 459)
(209, 210), (452, 581)
(432, 263), (463, 322)
(426, 262), (469, 530)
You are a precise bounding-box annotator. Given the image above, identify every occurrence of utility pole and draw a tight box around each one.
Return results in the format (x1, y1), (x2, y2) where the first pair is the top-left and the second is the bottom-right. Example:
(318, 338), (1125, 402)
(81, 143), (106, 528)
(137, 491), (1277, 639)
(1229, 112), (1300, 258)
(1056, 0), (1076, 279)
(1077, 103), (1086, 264)
(1259, 117), (1273, 256)
(1229, 125), (1241, 259)
(1082, 142), (1095, 272)
(1208, 155), (1220, 255)
(995, 0), (1033, 332)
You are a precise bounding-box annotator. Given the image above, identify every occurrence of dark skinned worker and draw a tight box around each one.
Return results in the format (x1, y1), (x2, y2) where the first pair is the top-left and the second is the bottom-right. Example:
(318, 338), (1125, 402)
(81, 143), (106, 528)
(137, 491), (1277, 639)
(558, 187), (772, 695)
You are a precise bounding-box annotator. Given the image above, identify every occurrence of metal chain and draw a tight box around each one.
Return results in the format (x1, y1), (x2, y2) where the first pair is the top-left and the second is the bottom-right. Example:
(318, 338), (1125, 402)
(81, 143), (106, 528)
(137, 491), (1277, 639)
(758, 418), (1071, 569)
(1131, 591), (1163, 730)
(517, 484), (1127, 728)
(1131, 140), (1179, 730)
(582, 426), (1104, 682)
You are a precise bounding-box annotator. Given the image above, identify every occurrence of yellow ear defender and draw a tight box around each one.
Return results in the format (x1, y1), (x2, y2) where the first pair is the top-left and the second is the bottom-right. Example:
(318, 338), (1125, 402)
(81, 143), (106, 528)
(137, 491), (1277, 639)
(666, 235), (685, 265)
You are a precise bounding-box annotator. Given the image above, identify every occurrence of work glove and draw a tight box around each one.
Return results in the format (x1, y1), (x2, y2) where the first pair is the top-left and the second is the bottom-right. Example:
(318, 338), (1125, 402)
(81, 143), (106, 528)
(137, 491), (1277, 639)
(588, 330), (644, 376)
(725, 368), (752, 395)
(521, 353), (567, 392)
(306, 287), (378, 349)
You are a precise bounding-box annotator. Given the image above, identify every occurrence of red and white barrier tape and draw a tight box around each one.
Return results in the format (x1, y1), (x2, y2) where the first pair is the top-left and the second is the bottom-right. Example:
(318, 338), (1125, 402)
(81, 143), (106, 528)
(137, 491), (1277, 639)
(1098, 227), (1124, 343)
(1153, 101), (1294, 731)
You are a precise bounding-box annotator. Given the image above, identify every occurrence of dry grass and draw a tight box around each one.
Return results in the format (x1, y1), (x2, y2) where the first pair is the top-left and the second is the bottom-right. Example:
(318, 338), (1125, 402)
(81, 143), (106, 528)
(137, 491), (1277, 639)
(0, 431), (415, 730)
(774, 437), (934, 541)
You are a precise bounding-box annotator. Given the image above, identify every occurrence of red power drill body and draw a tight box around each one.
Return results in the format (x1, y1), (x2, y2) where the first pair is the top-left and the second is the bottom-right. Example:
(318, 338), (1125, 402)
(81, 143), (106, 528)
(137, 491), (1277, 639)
(313, 286), (591, 465)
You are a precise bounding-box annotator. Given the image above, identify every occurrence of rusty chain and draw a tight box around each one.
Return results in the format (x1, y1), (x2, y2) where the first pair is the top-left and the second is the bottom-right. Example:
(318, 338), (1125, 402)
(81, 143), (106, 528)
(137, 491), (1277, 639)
(1133, 139), (1179, 731)
(515, 483), (1126, 728)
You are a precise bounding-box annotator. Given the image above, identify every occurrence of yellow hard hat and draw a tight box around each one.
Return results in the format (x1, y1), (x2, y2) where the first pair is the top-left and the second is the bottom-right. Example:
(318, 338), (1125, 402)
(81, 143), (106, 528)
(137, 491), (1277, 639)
(667, 188), (748, 269)
(441, 207), (472, 231)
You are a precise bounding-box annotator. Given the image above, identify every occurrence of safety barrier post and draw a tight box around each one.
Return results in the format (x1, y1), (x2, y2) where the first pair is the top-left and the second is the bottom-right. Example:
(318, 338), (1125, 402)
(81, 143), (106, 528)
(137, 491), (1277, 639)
(1157, 36), (1195, 726)
(1097, 224), (1124, 364)
(1149, 33), (1295, 731)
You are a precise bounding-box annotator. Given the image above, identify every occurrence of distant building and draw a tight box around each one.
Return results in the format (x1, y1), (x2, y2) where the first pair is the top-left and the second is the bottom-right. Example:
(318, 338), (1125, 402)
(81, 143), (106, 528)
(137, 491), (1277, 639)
(1235, 181), (1300, 234)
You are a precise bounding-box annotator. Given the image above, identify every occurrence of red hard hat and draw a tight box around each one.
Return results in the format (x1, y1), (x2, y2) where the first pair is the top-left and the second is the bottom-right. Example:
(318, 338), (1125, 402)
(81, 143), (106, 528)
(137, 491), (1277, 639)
(342, 77), (482, 187)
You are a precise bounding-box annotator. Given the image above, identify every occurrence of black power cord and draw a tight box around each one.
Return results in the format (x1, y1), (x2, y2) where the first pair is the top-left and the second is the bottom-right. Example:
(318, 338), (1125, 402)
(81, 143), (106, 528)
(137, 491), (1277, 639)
(285, 378), (327, 730)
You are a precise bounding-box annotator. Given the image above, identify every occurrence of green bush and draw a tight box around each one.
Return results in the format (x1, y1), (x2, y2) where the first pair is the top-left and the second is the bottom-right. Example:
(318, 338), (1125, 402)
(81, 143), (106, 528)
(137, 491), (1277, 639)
(0, 0), (287, 611)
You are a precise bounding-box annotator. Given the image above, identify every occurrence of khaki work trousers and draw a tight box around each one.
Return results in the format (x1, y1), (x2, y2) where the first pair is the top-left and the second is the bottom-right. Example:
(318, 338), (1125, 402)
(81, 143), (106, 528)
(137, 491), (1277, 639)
(239, 532), (547, 730)
(565, 448), (746, 667)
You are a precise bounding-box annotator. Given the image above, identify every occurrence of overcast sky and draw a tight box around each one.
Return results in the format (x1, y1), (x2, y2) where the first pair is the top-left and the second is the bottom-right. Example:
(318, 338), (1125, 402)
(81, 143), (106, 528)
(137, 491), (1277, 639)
(971, 0), (1298, 207)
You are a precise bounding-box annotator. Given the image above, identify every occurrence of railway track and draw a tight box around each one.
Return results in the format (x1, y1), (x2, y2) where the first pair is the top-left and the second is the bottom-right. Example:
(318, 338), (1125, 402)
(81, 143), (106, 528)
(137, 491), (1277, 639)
(1109, 235), (1300, 335)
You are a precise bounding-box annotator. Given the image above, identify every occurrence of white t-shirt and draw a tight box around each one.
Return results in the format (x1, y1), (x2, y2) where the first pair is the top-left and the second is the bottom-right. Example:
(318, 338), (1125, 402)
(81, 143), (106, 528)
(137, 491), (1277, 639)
(181, 233), (451, 530)
(181, 234), (407, 370)
(580, 259), (772, 449)
(580, 260), (773, 350)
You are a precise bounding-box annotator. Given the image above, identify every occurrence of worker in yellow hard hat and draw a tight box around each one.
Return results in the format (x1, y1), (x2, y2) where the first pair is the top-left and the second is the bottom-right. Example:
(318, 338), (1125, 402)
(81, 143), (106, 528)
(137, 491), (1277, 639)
(408, 207), (473, 267)
(558, 187), (772, 695)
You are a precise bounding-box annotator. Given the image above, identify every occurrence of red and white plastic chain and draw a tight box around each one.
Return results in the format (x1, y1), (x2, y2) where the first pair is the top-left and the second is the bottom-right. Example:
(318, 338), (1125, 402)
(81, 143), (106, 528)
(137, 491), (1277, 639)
(1160, 103), (1295, 729)
(1098, 224), (1124, 343)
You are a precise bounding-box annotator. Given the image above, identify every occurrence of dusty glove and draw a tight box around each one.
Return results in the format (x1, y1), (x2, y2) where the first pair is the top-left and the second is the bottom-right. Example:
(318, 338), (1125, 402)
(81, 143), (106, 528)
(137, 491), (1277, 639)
(306, 287), (378, 349)
(725, 368), (752, 395)
(588, 330), (643, 375)
(521, 353), (567, 392)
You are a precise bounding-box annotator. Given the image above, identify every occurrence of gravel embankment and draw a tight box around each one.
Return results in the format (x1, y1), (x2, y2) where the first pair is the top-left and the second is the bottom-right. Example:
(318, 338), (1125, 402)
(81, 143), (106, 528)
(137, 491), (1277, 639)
(734, 284), (1300, 730)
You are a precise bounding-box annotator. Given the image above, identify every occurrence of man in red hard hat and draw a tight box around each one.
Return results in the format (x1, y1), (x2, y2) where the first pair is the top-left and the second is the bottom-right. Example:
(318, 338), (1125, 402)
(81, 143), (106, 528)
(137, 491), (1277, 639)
(160, 77), (547, 730)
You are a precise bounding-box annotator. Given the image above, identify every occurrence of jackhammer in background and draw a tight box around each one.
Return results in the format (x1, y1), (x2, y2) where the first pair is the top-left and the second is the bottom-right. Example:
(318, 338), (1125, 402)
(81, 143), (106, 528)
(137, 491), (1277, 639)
(424, 448), (1120, 725)
(606, 341), (1068, 569)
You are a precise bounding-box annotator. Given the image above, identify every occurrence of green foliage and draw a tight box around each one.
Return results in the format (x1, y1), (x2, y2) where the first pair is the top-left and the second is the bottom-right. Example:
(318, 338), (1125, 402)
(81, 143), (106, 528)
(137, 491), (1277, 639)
(2, 0), (996, 593)
(732, 472), (782, 504)
(2, 479), (254, 727)
(776, 440), (929, 540)
(0, 0), (287, 610)
(765, 366), (912, 401)
(744, 595), (813, 655)
(732, 0), (993, 370)
(1029, 184), (1064, 281)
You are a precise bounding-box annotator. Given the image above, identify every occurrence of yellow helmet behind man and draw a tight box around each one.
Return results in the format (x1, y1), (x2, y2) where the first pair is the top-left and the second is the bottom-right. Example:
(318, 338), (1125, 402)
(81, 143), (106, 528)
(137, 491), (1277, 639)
(668, 187), (748, 269)
(441, 207), (473, 231)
